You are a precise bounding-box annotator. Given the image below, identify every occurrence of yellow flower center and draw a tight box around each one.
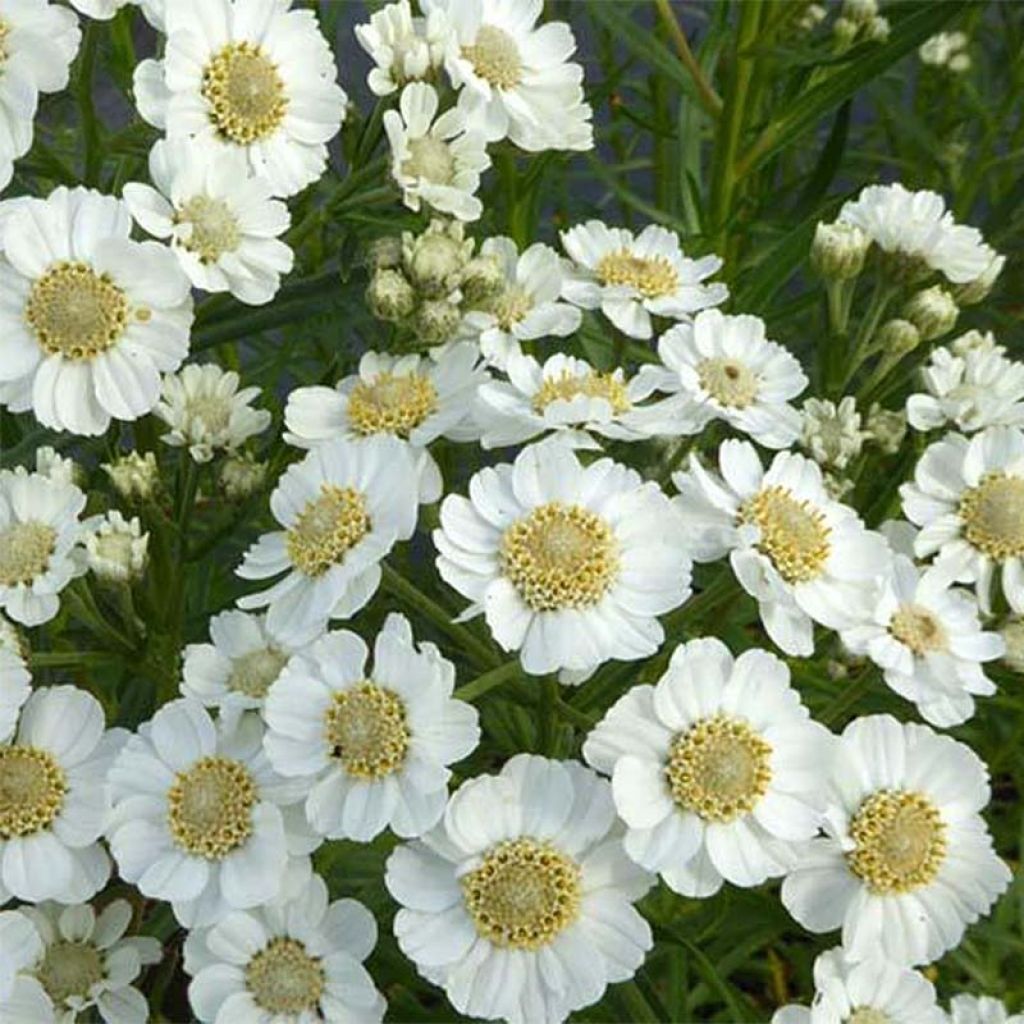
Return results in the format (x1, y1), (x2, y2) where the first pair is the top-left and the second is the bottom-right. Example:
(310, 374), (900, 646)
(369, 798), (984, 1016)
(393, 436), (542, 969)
(462, 24), (522, 89)
(324, 683), (409, 780)
(0, 747), (67, 839)
(228, 647), (289, 698)
(501, 502), (620, 612)
(286, 485), (371, 578)
(183, 390), (235, 435)
(177, 195), (242, 264)
(245, 938), (325, 1016)
(462, 837), (582, 950)
(0, 521), (57, 587)
(347, 371), (438, 438)
(403, 136), (456, 185)
(35, 942), (105, 1006)
(847, 790), (947, 894)
(532, 370), (632, 416)
(167, 756), (257, 860)
(697, 358), (759, 408)
(666, 715), (773, 822)
(889, 603), (948, 655)
(596, 248), (679, 299)
(739, 485), (832, 584)
(847, 1010), (891, 1024)
(26, 261), (129, 360)
(202, 42), (288, 145)
(959, 472), (1024, 561)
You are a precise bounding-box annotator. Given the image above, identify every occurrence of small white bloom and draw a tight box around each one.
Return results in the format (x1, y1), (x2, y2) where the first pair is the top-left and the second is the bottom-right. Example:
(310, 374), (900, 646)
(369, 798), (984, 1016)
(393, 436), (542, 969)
(0, 900), (161, 1024)
(801, 396), (867, 470)
(0, 616), (29, 743)
(264, 612), (479, 842)
(85, 510), (149, 584)
(355, 0), (450, 97)
(584, 637), (832, 898)
(34, 446), (81, 487)
(155, 363), (271, 463)
(948, 995), (1024, 1024)
(435, 440), (692, 676)
(867, 402), (908, 454)
(236, 437), (420, 643)
(919, 30), (969, 68)
(385, 754), (653, 1024)
(811, 220), (869, 280)
(954, 253), (1005, 306)
(102, 451), (159, 502)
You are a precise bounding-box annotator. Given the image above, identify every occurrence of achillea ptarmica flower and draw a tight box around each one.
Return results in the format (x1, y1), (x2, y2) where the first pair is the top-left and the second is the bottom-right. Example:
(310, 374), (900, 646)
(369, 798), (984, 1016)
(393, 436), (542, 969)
(560, 220), (727, 340)
(0, 186), (193, 436)
(355, 0), (449, 97)
(948, 995), (1024, 1024)
(263, 613), (479, 842)
(781, 714), (1010, 966)
(434, 440), (693, 676)
(133, 0), (348, 198)
(385, 754), (653, 1024)
(801, 396), (867, 471)
(584, 637), (833, 898)
(102, 451), (159, 503)
(85, 510), (150, 584)
(124, 137), (294, 305)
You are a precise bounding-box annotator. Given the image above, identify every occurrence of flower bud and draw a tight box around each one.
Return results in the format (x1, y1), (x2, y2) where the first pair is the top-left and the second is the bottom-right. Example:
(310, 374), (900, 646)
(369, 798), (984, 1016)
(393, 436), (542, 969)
(86, 511), (149, 584)
(35, 446), (84, 488)
(414, 298), (462, 346)
(103, 451), (159, 502)
(460, 254), (506, 305)
(402, 220), (472, 297)
(951, 329), (1002, 357)
(903, 285), (959, 342)
(812, 221), (869, 280)
(801, 396), (865, 471)
(866, 403), (908, 455)
(365, 235), (403, 271)
(875, 318), (921, 356)
(366, 268), (416, 322)
(865, 15), (890, 42)
(219, 453), (268, 501)
(1001, 618), (1024, 674)
(832, 16), (858, 46)
(841, 0), (877, 24)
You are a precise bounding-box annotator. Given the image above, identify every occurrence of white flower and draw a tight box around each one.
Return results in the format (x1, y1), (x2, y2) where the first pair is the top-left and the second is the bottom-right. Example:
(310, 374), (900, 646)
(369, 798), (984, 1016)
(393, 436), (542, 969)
(85, 510), (149, 584)
(102, 451), (159, 502)
(672, 440), (891, 656)
(584, 637), (832, 898)
(435, 440), (692, 676)
(0, 186), (194, 435)
(0, 618), (29, 743)
(124, 138), (294, 305)
(919, 30), (969, 68)
(800, 396), (867, 470)
(560, 221), (727, 340)
(457, 236), (582, 369)
(263, 612), (479, 842)
(0, 467), (87, 627)
(906, 343), (1024, 434)
(771, 947), (944, 1024)
(384, 82), (490, 222)
(155, 363), (271, 463)
(66, 0), (129, 17)
(107, 699), (316, 928)
(236, 437), (419, 643)
(355, 0), (450, 96)
(184, 872), (385, 1024)
(34, 446), (81, 487)
(133, 0), (347, 198)
(781, 714), (1010, 966)
(838, 183), (997, 284)
(0, 685), (124, 905)
(635, 309), (807, 448)
(423, 0), (593, 152)
(900, 426), (1024, 614)
(0, 0), (80, 191)
(385, 754), (653, 1024)
(948, 995), (1024, 1024)
(0, 900), (161, 1024)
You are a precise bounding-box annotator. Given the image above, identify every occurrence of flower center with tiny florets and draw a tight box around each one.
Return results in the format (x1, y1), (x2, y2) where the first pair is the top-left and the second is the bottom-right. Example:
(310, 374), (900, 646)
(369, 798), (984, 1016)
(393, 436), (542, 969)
(739, 485), (832, 584)
(229, 647), (289, 698)
(889, 603), (948, 655)
(697, 358), (759, 408)
(532, 370), (632, 415)
(596, 248), (679, 299)
(347, 371), (438, 438)
(485, 286), (532, 331)
(0, 747), (67, 839)
(847, 789), (947, 893)
(403, 136), (456, 185)
(177, 195), (242, 264)
(0, 522), (57, 587)
(286, 485), (371, 578)
(666, 715), (772, 822)
(324, 683), (409, 779)
(202, 42), (288, 144)
(26, 262), (129, 360)
(245, 938), (325, 1016)
(462, 837), (582, 950)
(959, 472), (1024, 561)
(35, 942), (105, 1006)
(462, 24), (522, 89)
(167, 756), (257, 859)
(501, 502), (620, 612)
(847, 1010), (891, 1024)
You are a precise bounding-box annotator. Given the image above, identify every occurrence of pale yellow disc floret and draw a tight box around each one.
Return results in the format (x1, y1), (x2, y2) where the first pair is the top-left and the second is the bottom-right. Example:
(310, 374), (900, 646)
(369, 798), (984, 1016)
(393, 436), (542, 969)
(959, 472), (1024, 561)
(347, 371), (438, 438)
(739, 485), (832, 584)
(245, 938), (325, 1016)
(889, 603), (948, 655)
(462, 25), (522, 89)
(697, 358), (759, 408)
(0, 746), (68, 839)
(167, 755), (257, 860)
(324, 682), (409, 780)
(286, 485), (371, 577)
(403, 136), (456, 185)
(202, 42), (288, 145)
(532, 370), (632, 416)
(596, 248), (679, 299)
(35, 942), (105, 1006)
(0, 521), (57, 587)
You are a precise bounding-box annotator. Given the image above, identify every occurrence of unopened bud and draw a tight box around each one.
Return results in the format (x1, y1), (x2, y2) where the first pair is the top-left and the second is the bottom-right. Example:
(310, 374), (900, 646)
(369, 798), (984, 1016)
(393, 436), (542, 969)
(403, 220), (472, 297)
(366, 268), (416, 322)
(460, 254), (506, 305)
(86, 511), (149, 584)
(812, 221), (869, 280)
(103, 451), (159, 502)
(1001, 618), (1024, 673)
(414, 298), (461, 346)
(903, 285), (959, 342)
(365, 235), (403, 271)
(875, 318), (921, 356)
(841, 0), (877, 24)
(866, 403), (908, 455)
(832, 16), (858, 46)
(865, 15), (890, 42)
(219, 453), (268, 501)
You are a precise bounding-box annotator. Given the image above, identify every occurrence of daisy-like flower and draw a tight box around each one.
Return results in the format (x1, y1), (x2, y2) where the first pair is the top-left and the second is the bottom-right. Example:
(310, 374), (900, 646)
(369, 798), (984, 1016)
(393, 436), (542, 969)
(0, 614), (29, 743)
(457, 236), (582, 369)
(422, 0), (593, 152)
(385, 754), (653, 1024)
(0, 467), (87, 627)
(838, 183), (997, 284)
(0, 186), (194, 435)
(560, 221), (727, 340)
(184, 871), (385, 1024)
(771, 947), (944, 1024)
(435, 440), (692, 676)
(584, 637), (833, 898)
(0, 685), (124, 905)
(948, 995), (1024, 1024)
(264, 613), (478, 842)
(155, 363), (271, 463)
(84, 509), (149, 584)
(182, 609), (308, 721)
(284, 343), (485, 504)
(635, 309), (807, 448)
(355, 0), (450, 96)
(0, 900), (161, 1024)
(133, 0), (347, 198)
(672, 440), (891, 656)
(781, 714), (1011, 966)
(0, 0), (80, 191)
(801, 396), (867, 470)
(107, 699), (316, 928)
(900, 426), (1024, 614)
(124, 138), (294, 305)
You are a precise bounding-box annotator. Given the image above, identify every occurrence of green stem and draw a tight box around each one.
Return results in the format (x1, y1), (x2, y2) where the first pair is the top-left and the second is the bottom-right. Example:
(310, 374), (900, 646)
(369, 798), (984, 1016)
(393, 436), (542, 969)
(653, 0), (723, 118)
(75, 24), (102, 186)
(820, 667), (876, 726)
(453, 659), (521, 702)
(30, 651), (115, 670)
(838, 280), (899, 392)
(554, 698), (596, 731)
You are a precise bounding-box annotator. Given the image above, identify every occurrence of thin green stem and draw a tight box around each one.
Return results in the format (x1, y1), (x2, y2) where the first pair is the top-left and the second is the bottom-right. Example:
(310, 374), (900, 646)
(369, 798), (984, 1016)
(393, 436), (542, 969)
(75, 24), (102, 186)
(839, 280), (900, 392)
(653, 0), (723, 118)
(453, 658), (521, 702)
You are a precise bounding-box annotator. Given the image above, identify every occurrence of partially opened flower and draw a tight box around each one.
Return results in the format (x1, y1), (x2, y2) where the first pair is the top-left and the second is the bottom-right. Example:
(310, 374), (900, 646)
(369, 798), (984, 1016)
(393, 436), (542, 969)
(355, 0), (450, 96)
